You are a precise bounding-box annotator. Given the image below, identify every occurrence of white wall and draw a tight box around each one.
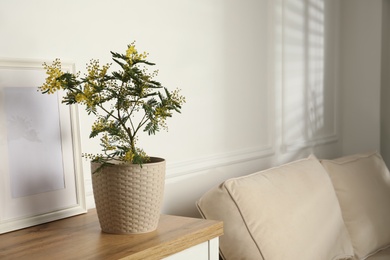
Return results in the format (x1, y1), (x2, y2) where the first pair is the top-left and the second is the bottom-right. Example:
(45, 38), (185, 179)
(339, 0), (383, 155)
(1, 0), (379, 218)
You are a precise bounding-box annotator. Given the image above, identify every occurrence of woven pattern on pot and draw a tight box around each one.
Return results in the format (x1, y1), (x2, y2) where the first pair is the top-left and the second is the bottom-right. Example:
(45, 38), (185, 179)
(92, 159), (165, 234)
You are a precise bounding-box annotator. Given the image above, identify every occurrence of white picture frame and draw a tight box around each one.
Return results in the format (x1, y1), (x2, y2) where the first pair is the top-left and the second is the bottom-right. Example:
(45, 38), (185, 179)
(0, 59), (87, 234)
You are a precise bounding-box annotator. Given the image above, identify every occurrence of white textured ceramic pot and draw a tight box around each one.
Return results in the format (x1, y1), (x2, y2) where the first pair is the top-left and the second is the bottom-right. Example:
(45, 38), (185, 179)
(91, 157), (166, 234)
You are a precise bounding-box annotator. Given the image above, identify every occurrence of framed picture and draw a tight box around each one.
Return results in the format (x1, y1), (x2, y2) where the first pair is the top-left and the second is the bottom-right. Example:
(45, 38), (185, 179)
(0, 59), (87, 234)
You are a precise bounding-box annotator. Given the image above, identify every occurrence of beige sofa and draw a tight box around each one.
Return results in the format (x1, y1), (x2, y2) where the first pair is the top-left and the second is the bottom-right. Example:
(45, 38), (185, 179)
(197, 151), (390, 260)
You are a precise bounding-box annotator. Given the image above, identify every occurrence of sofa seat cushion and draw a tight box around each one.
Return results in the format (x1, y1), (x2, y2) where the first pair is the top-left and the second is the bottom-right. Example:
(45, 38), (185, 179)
(365, 246), (390, 260)
(321, 152), (390, 260)
(197, 156), (353, 260)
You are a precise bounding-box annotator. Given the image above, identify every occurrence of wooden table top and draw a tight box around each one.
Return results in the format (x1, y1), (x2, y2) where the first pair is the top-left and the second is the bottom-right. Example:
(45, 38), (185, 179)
(0, 209), (223, 260)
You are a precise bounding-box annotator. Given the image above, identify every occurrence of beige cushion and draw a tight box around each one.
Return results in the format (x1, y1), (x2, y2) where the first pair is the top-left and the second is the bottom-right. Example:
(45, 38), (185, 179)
(321, 152), (390, 260)
(197, 155), (353, 260)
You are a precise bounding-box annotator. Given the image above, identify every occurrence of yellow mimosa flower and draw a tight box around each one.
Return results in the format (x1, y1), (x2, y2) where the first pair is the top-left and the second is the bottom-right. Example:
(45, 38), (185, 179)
(126, 45), (136, 58)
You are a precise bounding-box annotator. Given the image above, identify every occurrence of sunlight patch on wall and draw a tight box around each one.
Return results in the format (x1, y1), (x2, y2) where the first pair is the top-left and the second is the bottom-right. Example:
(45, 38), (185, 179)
(280, 0), (337, 152)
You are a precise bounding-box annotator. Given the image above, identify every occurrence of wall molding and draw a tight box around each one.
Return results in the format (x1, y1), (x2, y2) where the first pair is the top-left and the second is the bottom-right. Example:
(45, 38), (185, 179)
(166, 145), (275, 179)
(281, 134), (338, 153)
